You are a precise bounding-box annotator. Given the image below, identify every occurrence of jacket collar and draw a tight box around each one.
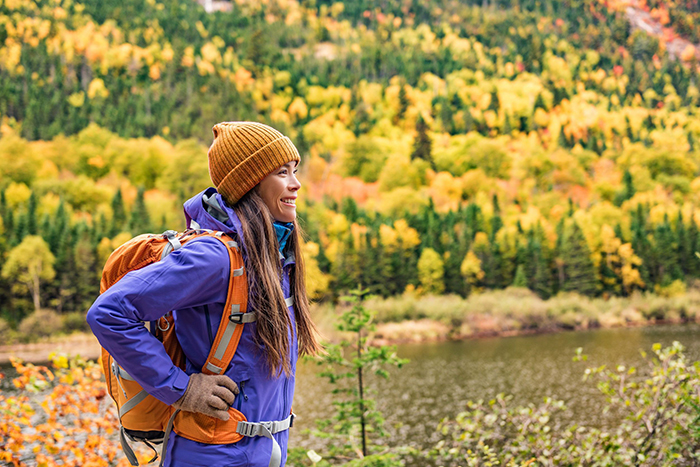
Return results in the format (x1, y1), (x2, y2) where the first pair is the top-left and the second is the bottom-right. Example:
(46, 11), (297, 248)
(184, 188), (247, 251)
(183, 188), (296, 267)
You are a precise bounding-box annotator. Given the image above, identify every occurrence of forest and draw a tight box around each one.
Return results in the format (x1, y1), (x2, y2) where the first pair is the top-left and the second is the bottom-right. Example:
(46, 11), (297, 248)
(1, 0), (700, 335)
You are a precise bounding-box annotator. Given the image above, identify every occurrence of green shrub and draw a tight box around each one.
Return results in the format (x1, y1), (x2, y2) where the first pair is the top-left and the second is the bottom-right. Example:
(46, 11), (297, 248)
(18, 309), (63, 342)
(426, 342), (700, 466)
(546, 292), (602, 329)
(0, 317), (12, 344)
(367, 294), (419, 323)
(62, 311), (90, 333)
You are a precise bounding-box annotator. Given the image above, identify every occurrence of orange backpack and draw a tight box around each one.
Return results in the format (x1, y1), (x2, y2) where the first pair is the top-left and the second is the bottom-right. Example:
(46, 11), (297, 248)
(99, 229), (255, 466)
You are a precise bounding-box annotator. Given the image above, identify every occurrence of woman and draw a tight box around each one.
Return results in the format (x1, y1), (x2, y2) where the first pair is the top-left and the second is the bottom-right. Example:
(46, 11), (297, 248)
(87, 122), (321, 467)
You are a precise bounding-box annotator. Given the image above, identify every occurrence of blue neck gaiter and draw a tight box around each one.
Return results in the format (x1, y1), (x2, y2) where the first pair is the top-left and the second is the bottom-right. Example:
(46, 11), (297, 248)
(273, 221), (294, 255)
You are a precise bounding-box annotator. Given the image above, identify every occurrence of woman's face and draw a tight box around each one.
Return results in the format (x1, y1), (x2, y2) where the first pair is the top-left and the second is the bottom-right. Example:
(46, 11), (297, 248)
(257, 161), (301, 223)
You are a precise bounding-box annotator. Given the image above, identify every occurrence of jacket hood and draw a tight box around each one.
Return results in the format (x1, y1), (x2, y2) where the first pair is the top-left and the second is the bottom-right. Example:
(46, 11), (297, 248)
(183, 188), (248, 251)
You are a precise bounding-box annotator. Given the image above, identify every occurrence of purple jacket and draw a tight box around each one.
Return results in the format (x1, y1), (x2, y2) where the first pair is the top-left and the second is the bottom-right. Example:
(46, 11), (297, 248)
(87, 188), (298, 467)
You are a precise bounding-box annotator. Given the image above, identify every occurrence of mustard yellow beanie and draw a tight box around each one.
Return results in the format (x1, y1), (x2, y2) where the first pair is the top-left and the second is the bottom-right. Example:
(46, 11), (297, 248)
(207, 122), (301, 204)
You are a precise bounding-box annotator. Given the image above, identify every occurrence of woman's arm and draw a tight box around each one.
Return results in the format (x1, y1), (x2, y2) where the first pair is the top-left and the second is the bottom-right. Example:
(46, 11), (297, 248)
(87, 238), (230, 404)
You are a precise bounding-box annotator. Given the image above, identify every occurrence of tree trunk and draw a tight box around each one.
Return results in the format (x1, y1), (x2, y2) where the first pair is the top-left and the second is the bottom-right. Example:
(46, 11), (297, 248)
(31, 263), (41, 311)
(357, 326), (367, 457)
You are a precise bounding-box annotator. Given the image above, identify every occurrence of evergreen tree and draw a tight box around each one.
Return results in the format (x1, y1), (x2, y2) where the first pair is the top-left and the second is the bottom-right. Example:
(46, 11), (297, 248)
(110, 189), (127, 237)
(444, 234), (468, 296)
(654, 216), (682, 284)
(531, 241), (552, 299)
(558, 127), (568, 148)
(26, 192), (37, 236)
(410, 115), (434, 168)
(396, 83), (409, 123)
(512, 264), (528, 287)
(561, 221), (597, 296)
(128, 187), (151, 235)
(490, 194), (503, 242)
(487, 86), (500, 112)
(13, 213), (27, 246)
(73, 228), (99, 312)
(675, 211), (694, 277)
(341, 197), (360, 224)
(614, 170), (635, 206)
(49, 199), (69, 255)
(688, 216), (700, 277)
(465, 203), (483, 239)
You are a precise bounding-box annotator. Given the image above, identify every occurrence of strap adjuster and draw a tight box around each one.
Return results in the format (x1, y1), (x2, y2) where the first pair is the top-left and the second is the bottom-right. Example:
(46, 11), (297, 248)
(290, 413), (295, 427)
(230, 312), (245, 324)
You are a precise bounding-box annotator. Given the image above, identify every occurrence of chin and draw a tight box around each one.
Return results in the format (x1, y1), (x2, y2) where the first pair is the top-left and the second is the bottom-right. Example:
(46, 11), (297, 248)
(275, 213), (296, 223)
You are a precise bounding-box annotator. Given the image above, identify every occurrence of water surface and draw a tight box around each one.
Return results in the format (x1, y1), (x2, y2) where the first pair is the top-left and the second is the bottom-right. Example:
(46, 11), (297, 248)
(291, 324), (700, 451)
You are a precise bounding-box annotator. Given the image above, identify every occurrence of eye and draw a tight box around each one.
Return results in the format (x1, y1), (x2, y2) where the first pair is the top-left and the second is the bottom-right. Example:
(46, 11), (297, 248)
(278, 169), (288, 175)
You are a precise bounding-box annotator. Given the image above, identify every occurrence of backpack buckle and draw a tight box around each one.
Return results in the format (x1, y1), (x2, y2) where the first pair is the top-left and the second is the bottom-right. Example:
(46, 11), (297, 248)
(229, 312), (245, 324)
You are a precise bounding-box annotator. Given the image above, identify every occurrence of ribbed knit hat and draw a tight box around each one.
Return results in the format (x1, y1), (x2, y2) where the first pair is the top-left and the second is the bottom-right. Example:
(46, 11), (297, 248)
(207, 122), (301, 204)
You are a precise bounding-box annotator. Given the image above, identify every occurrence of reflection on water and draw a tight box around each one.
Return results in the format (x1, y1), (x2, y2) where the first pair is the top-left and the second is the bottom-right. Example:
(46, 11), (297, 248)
(291, 324), (700, 451)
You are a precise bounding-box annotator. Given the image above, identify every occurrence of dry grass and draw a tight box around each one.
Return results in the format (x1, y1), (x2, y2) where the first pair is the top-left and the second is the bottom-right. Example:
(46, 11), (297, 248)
(312, 288), (700, 344)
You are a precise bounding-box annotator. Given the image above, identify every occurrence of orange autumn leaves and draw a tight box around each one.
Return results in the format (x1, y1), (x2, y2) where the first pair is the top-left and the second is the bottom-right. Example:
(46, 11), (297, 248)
(0, 355), (151, 467)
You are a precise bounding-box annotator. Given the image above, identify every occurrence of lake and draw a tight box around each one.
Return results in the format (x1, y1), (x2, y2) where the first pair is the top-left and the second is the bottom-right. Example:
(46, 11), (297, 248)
(3, 324), (699, 456)
(290, 323), (700, 452)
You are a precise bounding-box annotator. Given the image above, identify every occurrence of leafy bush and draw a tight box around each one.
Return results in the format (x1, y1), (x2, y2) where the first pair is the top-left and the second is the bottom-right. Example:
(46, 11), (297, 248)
(0, 317), (13, 344)
(62, 312), (90, 333)
(425, 343), (700, 466)
(18, 309), (63, 342)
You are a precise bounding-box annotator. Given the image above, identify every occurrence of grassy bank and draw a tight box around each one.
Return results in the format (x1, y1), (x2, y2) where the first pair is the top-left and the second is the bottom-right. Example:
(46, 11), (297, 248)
(4, 287), (700, 351)
(313, 287), (700, 344)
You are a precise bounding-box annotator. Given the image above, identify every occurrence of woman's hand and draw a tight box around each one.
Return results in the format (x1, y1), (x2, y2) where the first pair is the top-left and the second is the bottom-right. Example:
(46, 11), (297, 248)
(172, 373), (239, 420)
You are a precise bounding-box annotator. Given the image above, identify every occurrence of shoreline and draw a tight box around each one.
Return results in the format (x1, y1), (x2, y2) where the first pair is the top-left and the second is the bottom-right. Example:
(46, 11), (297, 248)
(0, 333), (101, 365)
(370, 317), (696, 347)
(1, 318), (697, 365)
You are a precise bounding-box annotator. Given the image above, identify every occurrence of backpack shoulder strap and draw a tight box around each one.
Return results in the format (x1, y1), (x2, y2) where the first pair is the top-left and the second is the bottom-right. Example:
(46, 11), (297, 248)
(198, 231), (252, 376)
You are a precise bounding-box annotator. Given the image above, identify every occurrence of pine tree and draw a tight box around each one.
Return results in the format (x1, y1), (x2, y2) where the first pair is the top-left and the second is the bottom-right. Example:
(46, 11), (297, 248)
(128, 187), (151, 235)
(688, 216), (700, 277)
(73, 229), (99, 312)
(490, 194), (503, 242)
(410, 115), (433, 168)
(487, 86), (500, 112)
(561, 221), (598, 296)
(13, 213), (27, 246)
(49, 199), (69, 255)
(654, 215), (682, 284)
(512, 264), (528, 287)
(614, 170), (635, 206)
(676, 211), (694, 277)
(110, 189), (127, 237)
(531, 241), (552, 299)
(534, 93), (546, 110)
(26, 191), (37, 236)
(396, 83), (409, 123)
(465, 203), (483, 239)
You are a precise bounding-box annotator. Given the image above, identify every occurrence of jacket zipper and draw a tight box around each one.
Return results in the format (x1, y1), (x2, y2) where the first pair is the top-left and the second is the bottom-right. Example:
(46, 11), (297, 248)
(236, 381), (248, 411)
(283, 376), (289, 415)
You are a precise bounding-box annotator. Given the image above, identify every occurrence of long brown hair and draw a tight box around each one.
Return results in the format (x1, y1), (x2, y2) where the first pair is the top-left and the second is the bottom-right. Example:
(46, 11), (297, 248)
(231, 189), (321, 376)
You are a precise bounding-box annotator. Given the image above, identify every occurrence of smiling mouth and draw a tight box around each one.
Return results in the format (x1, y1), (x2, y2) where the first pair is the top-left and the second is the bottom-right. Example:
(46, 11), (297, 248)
(281, 198), (296, 206)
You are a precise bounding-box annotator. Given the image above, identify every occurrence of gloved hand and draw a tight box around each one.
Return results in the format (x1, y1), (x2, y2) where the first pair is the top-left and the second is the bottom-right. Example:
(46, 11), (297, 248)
(172, 373), (239, 421)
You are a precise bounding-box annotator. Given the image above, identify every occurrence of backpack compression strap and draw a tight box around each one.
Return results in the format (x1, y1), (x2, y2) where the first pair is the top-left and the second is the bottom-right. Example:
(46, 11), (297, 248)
(160, 232), (295, 467)
(201, 231), (253, 375)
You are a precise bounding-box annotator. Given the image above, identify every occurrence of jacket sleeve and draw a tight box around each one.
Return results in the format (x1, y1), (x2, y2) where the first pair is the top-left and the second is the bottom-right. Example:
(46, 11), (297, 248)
(87, 238), (231, 405)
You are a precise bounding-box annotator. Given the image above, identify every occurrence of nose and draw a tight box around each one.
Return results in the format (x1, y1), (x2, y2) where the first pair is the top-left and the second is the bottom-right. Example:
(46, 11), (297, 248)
(289, 172), (301, 192)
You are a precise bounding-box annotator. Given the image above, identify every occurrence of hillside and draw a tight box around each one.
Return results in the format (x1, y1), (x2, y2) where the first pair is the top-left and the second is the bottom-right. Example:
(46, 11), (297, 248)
(1, 0), (700, 327)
